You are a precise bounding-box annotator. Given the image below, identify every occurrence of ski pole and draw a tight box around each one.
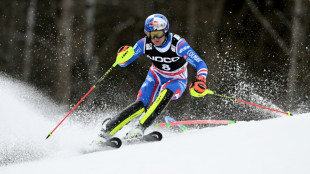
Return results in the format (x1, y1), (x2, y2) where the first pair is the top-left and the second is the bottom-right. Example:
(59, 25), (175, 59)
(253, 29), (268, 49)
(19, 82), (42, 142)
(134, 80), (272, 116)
(205, 89), (292, 116)
(45, 66), (113, 139)
(46, 46), (134, 139)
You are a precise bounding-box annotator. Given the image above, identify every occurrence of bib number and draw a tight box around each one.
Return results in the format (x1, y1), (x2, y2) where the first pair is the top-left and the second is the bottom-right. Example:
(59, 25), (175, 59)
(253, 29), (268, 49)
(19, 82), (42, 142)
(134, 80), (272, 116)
(162, 64), (171, 71)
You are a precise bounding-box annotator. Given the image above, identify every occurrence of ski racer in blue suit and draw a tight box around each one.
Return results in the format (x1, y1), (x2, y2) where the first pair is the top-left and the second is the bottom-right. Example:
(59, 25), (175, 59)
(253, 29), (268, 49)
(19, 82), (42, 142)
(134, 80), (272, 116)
(99, 14), (209, 141)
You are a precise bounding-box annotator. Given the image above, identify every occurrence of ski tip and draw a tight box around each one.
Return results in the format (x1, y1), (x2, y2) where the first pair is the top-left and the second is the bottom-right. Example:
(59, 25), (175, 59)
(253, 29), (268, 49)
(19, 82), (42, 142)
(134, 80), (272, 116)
(153, 131), (163, 141)
(143, 131), (163, 142)
(107, 137), (122, 148)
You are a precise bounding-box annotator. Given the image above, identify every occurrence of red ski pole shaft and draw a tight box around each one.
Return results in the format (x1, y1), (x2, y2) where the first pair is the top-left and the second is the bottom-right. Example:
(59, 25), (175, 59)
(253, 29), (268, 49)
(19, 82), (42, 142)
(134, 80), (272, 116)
(205, 89), (292, 116)
(46, 66), (114, 139)
(235, 99), (289, 115)
(46, 86), (96, 139)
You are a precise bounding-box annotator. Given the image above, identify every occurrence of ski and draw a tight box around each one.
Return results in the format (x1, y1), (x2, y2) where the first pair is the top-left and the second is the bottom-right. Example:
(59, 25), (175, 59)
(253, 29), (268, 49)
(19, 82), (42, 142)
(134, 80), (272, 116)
(88, 131), (161, 153)
(124, 131), (163, 144)
(143, 131), (163, 142)
(97, 137), (122, 148)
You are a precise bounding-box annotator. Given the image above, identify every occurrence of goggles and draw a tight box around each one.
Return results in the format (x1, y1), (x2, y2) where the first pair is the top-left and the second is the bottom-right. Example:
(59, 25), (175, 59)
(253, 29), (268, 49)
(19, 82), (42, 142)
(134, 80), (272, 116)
(146, 30), (165, 39)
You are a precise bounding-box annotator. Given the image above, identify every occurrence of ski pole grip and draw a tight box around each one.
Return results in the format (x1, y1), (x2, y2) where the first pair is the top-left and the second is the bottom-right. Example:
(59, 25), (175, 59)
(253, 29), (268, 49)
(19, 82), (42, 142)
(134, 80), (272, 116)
(114, 46), (134, 66)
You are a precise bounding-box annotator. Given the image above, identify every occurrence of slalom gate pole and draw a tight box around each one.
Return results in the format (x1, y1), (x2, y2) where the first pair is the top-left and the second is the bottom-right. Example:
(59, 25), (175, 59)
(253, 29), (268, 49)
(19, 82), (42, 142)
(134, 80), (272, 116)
(205, 89), (292, 116)
(156, 120), (235, 128)
(165, 116), (187, 131)
(45, 65), (114, 139)
(46, 46), (135, 139)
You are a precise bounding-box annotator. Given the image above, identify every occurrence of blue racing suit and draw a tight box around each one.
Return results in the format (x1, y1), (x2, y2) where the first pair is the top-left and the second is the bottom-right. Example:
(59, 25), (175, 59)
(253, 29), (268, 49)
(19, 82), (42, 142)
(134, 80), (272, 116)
(119, 33), (208, 109)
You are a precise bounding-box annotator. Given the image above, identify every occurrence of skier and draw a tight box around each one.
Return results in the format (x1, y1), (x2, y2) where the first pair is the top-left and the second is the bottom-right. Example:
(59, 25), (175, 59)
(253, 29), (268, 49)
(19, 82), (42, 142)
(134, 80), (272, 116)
(99, 14), (209, 141)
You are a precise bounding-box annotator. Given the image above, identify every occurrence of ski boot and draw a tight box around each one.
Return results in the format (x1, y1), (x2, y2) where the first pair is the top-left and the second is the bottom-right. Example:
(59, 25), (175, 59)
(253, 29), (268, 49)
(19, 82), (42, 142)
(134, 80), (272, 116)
(124, 121), (145, 140)
(96, 118), (112, 144)
(95, 118), (122, 148)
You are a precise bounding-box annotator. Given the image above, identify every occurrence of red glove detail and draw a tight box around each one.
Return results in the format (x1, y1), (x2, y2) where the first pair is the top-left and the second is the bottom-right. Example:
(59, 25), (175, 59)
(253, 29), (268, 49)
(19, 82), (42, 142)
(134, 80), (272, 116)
(117, 46), (129, 54)
(189, 75), (207, 94)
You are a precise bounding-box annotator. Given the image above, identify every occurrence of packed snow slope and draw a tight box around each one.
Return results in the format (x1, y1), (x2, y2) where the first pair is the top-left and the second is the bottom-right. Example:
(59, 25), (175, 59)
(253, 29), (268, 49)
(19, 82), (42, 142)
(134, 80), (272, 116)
(1, 75), (310, 174)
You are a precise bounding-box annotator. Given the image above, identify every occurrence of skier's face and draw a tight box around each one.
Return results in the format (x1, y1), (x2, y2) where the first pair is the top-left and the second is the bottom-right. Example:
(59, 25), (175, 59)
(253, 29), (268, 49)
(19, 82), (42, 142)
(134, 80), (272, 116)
(151, 35), (166, 46)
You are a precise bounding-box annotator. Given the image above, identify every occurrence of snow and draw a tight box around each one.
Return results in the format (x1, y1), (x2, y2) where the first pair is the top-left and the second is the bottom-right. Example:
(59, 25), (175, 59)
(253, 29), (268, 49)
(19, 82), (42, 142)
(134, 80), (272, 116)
(1, 75), (310, 174)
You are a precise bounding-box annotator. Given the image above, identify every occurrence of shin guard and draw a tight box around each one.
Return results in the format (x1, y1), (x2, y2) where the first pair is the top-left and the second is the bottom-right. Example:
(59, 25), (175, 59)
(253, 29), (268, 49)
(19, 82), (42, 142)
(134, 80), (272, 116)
(106, 100), (145, 136)
(139, 89), (174, 129)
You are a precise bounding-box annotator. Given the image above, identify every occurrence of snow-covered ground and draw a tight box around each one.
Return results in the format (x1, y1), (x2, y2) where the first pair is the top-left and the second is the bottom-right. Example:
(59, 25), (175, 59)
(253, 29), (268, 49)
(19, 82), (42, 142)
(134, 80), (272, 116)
(1, 75), (309, 174)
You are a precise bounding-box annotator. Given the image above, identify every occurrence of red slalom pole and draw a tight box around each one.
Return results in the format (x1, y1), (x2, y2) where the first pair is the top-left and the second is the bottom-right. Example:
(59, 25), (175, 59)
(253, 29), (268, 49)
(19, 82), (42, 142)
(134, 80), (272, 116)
(155, 120), (235, 128)
(205, 89), (292, 116)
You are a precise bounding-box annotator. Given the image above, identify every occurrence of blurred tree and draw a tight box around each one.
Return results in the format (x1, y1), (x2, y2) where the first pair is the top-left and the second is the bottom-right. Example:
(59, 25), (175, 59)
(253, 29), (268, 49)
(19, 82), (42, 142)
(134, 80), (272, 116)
(287, 0), (303, 108)
(246, 0), (307, 110)
(56, 0), (74, 104)
(84, 0), (98, 81)
(1, 0), (25, 75)
(23, 0), (38, 81)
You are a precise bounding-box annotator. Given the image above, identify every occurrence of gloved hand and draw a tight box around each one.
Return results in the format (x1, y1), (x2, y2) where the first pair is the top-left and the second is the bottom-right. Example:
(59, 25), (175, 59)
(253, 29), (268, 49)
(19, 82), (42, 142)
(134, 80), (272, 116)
(117, 46), (130, 55)
(114, 45), (134, 67)
(189, 75), (207, 97)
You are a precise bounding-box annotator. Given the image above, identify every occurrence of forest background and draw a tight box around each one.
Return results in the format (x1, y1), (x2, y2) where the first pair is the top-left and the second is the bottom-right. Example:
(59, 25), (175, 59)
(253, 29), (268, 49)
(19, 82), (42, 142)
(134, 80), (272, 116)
(1, 0), (309, 122)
